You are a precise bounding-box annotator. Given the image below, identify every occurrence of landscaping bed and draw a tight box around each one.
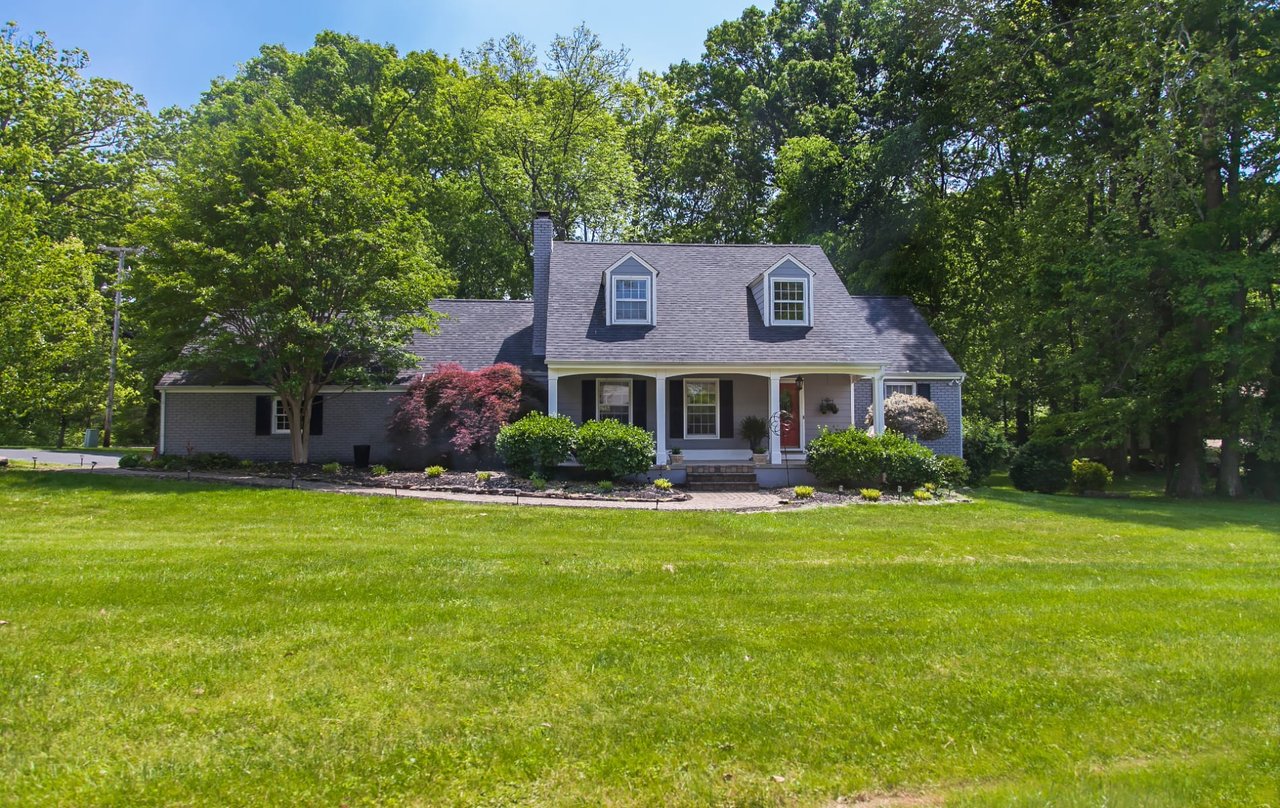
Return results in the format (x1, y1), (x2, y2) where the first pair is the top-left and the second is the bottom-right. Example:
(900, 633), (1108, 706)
(764, 485), (972, 507)
(122, 456), (690, 502)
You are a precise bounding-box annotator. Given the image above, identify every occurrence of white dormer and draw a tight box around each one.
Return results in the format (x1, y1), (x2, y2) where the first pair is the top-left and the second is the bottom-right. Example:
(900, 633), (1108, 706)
(750, 254), (814, 326)
(603, 252), (658, 326)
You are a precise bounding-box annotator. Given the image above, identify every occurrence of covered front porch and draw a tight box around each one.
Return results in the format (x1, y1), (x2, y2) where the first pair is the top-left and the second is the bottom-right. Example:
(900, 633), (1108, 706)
(545, 362), (887, 470)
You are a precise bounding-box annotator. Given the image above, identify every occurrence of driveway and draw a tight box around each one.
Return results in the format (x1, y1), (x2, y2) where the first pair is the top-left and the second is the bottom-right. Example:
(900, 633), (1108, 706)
(1, 449), (121, 469)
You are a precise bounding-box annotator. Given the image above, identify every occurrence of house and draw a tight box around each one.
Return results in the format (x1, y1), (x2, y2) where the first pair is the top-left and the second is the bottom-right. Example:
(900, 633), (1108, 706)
(157, 212), (963, 485)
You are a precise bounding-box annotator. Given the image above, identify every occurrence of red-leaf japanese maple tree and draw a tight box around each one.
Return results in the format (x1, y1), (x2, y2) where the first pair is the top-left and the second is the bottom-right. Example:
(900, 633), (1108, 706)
(390, 362), (523, 455)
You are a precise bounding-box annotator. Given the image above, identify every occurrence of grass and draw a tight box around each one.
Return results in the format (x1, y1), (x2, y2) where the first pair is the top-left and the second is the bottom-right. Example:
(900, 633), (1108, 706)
(1, 470), (1278, 806)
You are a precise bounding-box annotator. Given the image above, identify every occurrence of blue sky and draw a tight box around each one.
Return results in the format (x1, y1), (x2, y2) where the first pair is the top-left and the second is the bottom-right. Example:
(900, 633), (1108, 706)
(11, 0), (755, 110)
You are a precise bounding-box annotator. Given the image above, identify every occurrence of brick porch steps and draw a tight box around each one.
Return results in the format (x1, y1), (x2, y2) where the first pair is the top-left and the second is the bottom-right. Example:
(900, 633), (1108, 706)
(684, 463), (759, 492)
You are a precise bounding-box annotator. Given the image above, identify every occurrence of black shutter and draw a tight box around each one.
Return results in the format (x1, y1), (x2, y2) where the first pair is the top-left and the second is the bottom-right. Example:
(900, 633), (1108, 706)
(719, 379), (734, 438)
(668, 379), (682, 439)
(632, 379), (647, 429)
(255, 395), (272, 435)
(581, 379), (596, 421)
(917, 383), (932, 401)
(309, 396), (324, 436)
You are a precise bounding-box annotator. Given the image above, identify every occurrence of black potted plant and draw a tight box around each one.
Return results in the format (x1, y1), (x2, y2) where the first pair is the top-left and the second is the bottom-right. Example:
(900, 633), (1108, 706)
(740, 415), (770, 465)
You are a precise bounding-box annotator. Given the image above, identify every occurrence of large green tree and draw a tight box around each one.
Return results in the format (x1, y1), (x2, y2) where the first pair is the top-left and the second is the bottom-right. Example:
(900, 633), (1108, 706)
(135, 102), (450, 462)
(0, 24), (152, 444)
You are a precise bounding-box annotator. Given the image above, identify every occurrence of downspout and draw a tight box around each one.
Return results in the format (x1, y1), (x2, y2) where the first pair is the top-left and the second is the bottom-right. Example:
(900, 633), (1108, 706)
(158, 389), (166, 456)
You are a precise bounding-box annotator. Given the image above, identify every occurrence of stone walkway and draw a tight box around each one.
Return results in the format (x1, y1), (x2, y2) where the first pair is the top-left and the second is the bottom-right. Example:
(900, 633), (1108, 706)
(83, 468), (794, 512)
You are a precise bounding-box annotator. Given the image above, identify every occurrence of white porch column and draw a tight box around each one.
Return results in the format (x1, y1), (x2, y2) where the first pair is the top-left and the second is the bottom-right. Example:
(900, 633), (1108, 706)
(850, 375), (859, 429)
(654, 374), (668, 465)
(768, 372), (782, 465)
(547, 369), (559, 416)
(872, 372), (885, 435)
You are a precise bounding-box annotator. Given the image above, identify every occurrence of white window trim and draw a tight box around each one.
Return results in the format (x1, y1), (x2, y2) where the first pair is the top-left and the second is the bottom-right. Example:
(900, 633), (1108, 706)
(596, 378), (633, 423)
(683, 378), (720, 440)
(770, 278), (809, 325)
(610, 275), (653, 325)
(271, 397), (291, 435)
(885, 381), (916, 398)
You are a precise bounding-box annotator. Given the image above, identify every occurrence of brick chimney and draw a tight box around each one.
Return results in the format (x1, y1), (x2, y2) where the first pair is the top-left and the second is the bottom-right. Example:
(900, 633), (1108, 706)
(532, 210), (552, 357)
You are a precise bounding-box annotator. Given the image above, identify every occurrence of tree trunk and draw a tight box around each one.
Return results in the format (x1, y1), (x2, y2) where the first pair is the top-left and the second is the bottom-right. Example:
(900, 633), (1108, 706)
(1217, 108), (1245, 497)
(1014, 384), (1031, 444)
(283, 390), (314, 464)
(56, 415), (67, 449)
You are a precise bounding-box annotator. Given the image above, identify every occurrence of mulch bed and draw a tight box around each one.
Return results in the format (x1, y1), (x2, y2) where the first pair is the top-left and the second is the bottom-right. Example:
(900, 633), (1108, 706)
(762, 487), (973, 507)
(233, 466), (691, 502)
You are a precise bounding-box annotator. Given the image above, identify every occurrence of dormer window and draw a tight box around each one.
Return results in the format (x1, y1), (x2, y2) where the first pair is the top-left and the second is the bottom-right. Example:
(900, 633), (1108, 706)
(755, 255), (814, 326)
(604, 252), (657, 326)
(613, 277), (650, 323)
(772, 280), (807, 323)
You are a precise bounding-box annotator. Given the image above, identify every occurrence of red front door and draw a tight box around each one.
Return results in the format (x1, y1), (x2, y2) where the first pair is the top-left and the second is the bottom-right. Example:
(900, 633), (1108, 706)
(779, 382), (800, 448)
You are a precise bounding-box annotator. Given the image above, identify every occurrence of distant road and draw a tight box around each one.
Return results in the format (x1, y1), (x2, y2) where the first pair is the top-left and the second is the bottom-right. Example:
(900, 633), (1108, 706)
(1, 450), (120, 469)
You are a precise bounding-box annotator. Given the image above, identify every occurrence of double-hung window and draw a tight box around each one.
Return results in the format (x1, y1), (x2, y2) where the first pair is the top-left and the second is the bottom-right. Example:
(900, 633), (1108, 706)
(772, 279), (807, 324)
(597, 380), (632, 422)
(885, 382), (916, 399)
(684, 379), (719, 438)
(613, 277), (650, 323)
(273, 397), (291, 434)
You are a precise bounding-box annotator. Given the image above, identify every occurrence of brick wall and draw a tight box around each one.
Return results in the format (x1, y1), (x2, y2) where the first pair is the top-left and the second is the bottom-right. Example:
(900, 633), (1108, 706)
(162, 390), (407, 464)
(853, 378), (963, 457)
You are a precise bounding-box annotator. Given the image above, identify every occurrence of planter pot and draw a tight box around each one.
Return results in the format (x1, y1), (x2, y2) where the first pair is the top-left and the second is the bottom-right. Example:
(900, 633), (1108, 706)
(752, 452), (769, 465)
(670, 454), (684, 466)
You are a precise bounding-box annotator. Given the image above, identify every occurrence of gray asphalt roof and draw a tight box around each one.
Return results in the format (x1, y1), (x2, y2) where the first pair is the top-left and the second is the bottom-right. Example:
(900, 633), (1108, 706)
(159, 245), (960, 388)
(544, 242), (960, 373)
(158, 299), (540, 387)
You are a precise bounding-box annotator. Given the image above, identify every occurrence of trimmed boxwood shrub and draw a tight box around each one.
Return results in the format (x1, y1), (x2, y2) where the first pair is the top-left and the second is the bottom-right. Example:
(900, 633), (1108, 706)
(1070, 459), (1113, 493)
(1010, 442), (1071, 493)
(878, 430), (943, 490)
(806, 427), (943, 489)
(495, 413), (577, 477)
(962, 416), (1012, 483)
(575, 418), (655, 480)
(117, 452), (144, 469)
(806, 427), (883, 487)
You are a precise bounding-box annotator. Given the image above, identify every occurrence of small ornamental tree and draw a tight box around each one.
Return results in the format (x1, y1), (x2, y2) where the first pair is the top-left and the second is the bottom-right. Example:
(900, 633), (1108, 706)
(866, 393), (949, 441)
(390, 362), (523, 455)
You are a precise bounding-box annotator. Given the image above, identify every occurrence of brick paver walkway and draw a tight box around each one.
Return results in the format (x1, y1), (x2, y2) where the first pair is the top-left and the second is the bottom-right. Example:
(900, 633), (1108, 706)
(87, 468), (792, 511)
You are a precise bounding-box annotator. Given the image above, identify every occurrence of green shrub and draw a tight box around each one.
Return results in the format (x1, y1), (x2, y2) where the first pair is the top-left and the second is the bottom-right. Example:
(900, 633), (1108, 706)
(117, 452), (144, 469)
(425, 465), (445, 478)
(859, 488), (882, 501)
(879, 430), (943, 490)
(806, 427), (884, 487)
(239, 459), (256, 470)
(653, 477), (673, 492)
(321, 462), (341, 474)
(529, 473), (547, 491)
(597, 480), (614, 493)
(476, 471), (492, 483)
(1070, 459), (1114, 493)
(794, 485), (815, 499)
(574, 419), (655, 480)
(938, 455), (969, 488)
(370, 464), (389, 477)
(495, 413), (576, 477)
(962, 417), (1012, 483)
(807, 427), (942, 490)
(1009, 442), (1071, 493)
(914, 488), (933, 501)
(739, 415), (769, 453)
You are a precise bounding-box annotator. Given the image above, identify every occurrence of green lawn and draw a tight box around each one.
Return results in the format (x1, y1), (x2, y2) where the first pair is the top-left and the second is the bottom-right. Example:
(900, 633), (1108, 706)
(1, 471), (1277, 806)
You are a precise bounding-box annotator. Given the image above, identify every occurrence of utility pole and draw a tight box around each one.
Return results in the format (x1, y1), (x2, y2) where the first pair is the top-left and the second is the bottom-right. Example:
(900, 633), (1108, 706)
(98, 246), (143, 448)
